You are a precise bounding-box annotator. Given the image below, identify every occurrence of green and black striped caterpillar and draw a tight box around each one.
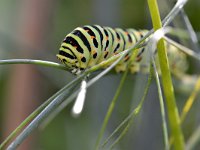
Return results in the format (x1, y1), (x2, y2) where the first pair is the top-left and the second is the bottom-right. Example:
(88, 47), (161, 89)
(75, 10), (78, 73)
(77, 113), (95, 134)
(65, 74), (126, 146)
(57, 25), (188, 75)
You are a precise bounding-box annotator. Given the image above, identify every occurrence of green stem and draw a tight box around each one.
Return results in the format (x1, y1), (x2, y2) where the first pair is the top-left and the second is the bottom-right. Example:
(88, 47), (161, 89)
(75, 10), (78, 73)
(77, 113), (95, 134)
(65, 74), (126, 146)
(95, 64), (128, 150)
(147, 0), (184, 149)
(0, 59), (68, 71)
(152, 58), (169, 150)
(109, 66), (153, 149)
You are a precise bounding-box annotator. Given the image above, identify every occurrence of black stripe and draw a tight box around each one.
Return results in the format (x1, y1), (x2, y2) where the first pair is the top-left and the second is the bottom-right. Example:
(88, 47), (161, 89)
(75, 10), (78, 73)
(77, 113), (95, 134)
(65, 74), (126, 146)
(106, 28), (114, 47)
(118, 31), (126, 50)
(63, 36), (84, 54)
(126, 29), (137, 43)
(104, 28), (109, 36)
(105, 40), (109, 50)
(83, 26), (98, 48)
(115, 31), (121, 40)
(61, 46), (77, 59)
(137, 47), (145, 57)
(93, 38), (98, 48)
(114, 43), (120, 53)
(59, 50), (75, 59)
(104, 28), (109, 51)
(127, 32), (132, 43)
(83, 26), (96, 37)
(104, 51), (109, 58)
(73, 30), (91, 52)
(91, 25), (103, 47)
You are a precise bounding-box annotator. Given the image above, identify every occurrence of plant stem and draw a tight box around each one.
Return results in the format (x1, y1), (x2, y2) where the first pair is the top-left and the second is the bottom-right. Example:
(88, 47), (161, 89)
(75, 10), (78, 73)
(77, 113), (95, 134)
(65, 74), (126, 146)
(109, 66), (153, 149)
(147, 0), (185, 149)
(152, 58), (169, 150)
(0, 59), (68, 71)
(95, 62), (129, 150)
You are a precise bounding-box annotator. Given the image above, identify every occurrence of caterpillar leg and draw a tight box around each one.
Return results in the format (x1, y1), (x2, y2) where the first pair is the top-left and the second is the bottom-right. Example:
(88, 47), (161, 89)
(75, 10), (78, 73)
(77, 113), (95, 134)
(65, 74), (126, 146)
(71, 68), (82, 75)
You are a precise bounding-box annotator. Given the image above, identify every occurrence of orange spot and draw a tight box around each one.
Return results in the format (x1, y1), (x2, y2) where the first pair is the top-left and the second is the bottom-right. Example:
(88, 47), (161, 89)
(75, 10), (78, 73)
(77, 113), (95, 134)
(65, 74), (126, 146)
(91, 36), (95, 39)
(106, 36), (108, 40)
(92, 50), (96, 55)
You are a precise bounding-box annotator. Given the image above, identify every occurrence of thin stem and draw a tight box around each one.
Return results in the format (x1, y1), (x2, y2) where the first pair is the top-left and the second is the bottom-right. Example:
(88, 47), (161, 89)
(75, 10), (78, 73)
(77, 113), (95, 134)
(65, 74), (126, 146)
(164, 36), (200, 61)
(180, 9), (200, 52)
(162, 0), (188, 27)
(180, 77), (200, 123)
(105, 66), (153, 149)
(0, 59), (68, 71)
(152, 57), (169, 150)
(95, 70), (128, 150)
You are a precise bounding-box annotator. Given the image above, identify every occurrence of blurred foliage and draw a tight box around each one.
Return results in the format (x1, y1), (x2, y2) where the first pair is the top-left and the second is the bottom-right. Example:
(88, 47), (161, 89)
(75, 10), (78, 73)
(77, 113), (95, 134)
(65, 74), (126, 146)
(185, 1), (200, 31)
(0, 0), (200, 150)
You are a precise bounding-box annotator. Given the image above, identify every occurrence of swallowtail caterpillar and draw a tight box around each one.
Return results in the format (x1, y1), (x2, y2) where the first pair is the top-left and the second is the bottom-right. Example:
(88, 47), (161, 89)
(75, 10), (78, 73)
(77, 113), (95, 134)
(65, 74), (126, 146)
(56, 25), (188, 75)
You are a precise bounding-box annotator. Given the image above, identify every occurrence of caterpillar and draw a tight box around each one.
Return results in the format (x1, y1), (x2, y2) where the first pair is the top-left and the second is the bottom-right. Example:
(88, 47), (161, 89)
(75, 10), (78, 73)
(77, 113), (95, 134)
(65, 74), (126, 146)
(56, 25), (188, 75)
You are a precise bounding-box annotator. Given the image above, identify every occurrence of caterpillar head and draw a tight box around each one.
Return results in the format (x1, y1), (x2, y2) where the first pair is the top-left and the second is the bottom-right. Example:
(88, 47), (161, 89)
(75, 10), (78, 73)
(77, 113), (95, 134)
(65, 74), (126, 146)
(57, 33), (81, 74)
(57, 26), (93, 75)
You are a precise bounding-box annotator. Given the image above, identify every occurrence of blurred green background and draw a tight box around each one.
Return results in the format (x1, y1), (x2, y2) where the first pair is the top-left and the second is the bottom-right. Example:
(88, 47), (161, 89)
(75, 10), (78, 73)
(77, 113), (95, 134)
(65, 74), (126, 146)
(0, 0), (200, 149)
